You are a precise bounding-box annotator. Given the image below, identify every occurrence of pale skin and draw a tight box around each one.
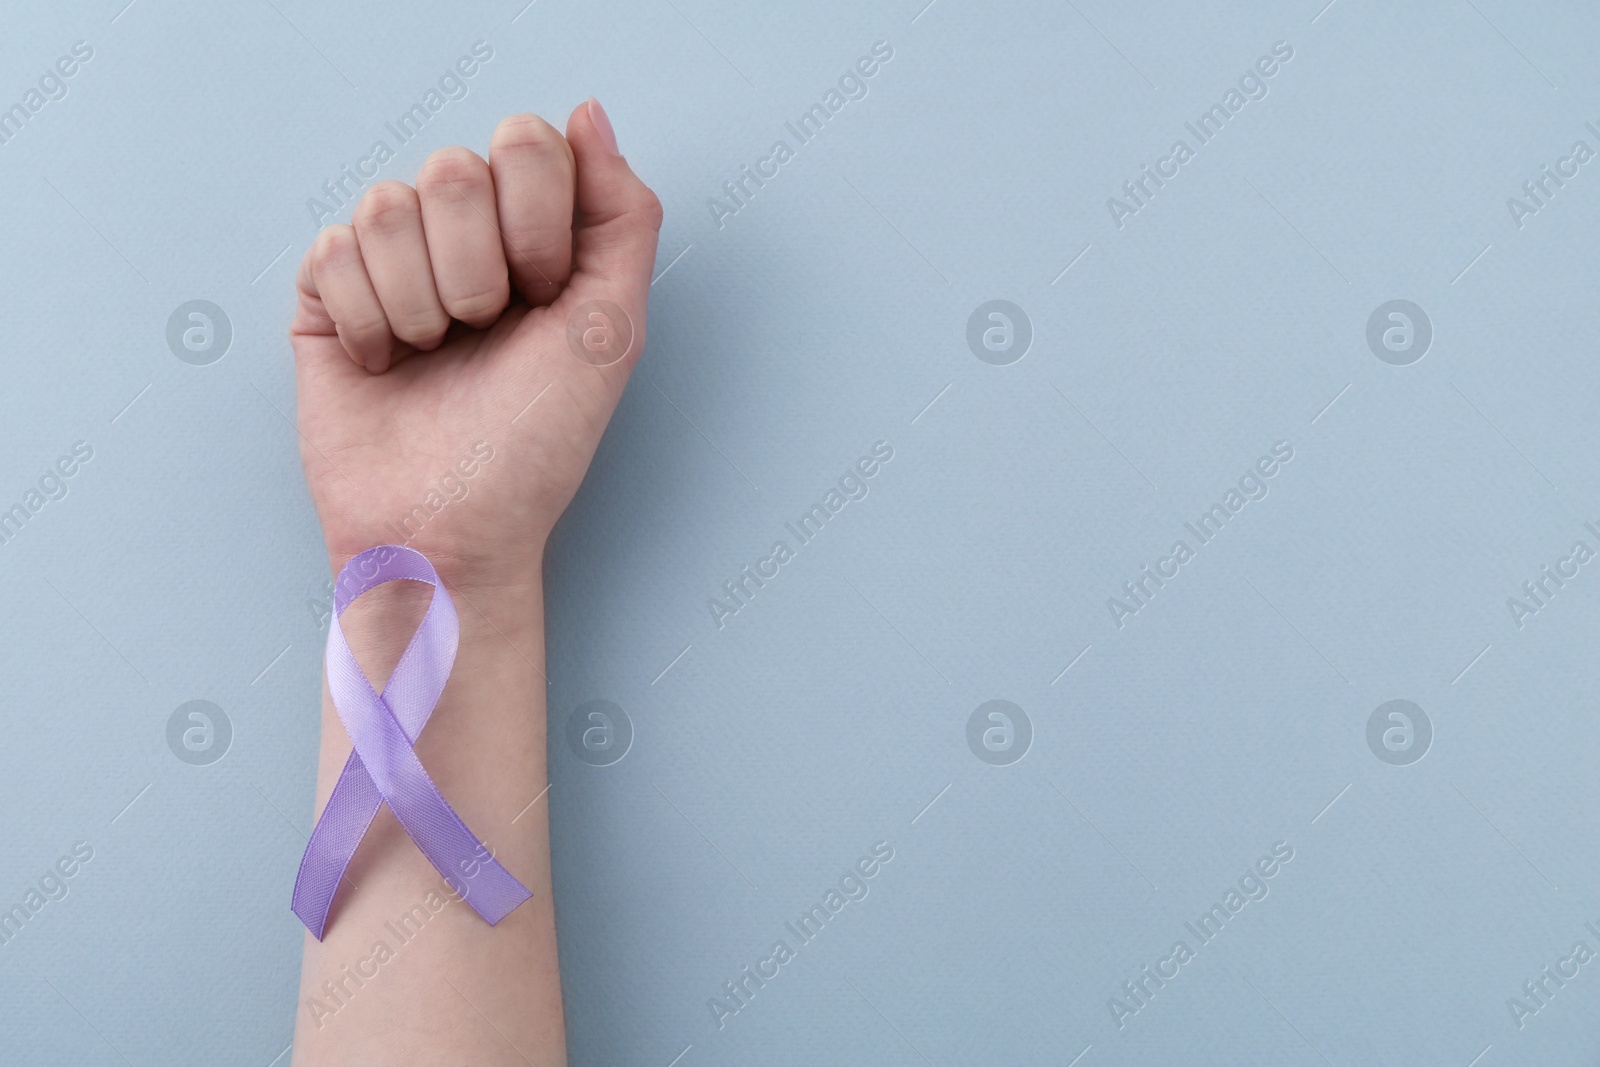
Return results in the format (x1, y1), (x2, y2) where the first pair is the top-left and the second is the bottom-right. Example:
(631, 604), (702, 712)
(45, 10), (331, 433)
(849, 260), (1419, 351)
(288, 99), (662, 1066)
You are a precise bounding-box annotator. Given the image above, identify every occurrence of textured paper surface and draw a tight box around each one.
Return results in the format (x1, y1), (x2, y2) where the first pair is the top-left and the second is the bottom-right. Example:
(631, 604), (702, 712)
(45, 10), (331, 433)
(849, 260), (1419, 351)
(2, 1), (1598, 1064)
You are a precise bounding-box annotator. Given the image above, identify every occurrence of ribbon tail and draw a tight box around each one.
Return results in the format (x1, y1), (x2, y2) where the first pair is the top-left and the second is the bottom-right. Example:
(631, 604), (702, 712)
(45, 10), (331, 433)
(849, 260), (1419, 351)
(359, 714), (533, 924)
(290, 748), (384, 940)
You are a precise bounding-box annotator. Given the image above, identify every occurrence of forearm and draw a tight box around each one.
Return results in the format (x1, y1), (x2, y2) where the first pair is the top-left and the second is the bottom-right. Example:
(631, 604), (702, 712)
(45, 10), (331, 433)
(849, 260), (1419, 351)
(292, 562), (564, 1066)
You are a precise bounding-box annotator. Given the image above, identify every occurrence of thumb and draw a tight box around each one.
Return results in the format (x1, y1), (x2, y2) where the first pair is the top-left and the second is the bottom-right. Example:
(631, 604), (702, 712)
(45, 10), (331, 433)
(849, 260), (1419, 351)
(560, 97), (663, 367)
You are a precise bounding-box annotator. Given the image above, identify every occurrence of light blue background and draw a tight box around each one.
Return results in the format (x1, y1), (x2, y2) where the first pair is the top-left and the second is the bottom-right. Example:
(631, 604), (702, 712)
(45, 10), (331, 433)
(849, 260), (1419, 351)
(3, 0), (1599, 1063)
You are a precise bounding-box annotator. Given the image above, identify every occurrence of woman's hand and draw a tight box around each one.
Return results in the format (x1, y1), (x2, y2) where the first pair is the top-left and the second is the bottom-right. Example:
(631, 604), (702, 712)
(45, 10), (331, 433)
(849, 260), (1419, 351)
(289, 99), (662, 596)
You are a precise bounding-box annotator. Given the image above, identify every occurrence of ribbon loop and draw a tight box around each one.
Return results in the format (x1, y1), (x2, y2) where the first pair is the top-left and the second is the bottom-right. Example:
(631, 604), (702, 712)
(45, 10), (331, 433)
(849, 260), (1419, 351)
(292, 545), (531, 939)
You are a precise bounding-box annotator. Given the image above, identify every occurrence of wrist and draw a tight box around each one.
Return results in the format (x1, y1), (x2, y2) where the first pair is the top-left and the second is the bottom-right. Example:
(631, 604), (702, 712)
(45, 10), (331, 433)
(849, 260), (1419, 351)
(322, 541), (546, 649)
(326, 534), (543, 596)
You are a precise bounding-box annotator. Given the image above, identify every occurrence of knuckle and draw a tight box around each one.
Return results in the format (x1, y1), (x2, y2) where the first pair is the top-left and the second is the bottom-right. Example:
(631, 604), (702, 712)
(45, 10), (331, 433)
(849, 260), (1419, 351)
(340, 313), (389, 341)
(391, 312), (449, 346)
(418, 146), (490, 195)
(637, 188), (665, 232)
(505, 223), (572, 263)
(309, 225), (358, 272)
(353, 182), (418, 231)
(493, 113), (568, 159)
(444, 284), (510, 324)
(607, 189), (664, 235)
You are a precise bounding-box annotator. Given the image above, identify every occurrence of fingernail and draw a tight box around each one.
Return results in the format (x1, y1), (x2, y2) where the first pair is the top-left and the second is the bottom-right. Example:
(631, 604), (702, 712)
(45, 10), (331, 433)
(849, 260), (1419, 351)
(588, 97), (620, 156)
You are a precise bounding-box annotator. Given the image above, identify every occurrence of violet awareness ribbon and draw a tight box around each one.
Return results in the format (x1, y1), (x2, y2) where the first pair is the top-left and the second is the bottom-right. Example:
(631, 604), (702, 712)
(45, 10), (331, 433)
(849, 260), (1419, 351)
(292, 545), (531, 939)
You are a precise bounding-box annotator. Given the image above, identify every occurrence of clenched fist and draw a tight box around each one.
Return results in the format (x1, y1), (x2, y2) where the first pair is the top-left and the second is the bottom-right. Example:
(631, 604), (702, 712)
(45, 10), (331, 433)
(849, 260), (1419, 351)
(290, 98), (663, 594)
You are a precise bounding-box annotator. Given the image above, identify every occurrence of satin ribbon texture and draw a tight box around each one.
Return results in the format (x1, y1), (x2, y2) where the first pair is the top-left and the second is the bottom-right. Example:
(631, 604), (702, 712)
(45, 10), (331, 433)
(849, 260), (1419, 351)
(292, 545), (531, 939)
